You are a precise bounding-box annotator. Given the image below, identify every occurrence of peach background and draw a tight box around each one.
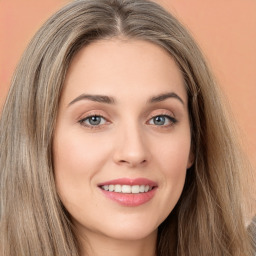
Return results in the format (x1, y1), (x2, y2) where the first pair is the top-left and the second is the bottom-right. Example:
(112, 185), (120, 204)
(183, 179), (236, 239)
(0, 0), (255, 212)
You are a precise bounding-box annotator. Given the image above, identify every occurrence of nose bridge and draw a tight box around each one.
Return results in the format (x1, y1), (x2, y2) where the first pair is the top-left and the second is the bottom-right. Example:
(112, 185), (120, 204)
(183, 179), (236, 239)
(113, 119), (149, 167)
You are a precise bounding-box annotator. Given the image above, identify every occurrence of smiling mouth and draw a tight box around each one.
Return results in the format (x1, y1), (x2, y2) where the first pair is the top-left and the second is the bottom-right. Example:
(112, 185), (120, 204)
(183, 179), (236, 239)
(100, 184), (155, 194)
(98, 178), (158, 206)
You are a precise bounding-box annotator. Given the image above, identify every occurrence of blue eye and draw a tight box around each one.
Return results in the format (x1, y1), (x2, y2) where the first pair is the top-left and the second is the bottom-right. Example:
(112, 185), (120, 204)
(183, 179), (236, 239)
(149, 115), (177, 126)
(79, 115), (107, 127)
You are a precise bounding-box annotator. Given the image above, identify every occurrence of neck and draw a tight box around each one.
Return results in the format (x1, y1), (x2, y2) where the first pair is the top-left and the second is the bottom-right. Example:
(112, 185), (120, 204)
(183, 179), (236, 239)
(78, 229), (157, 256)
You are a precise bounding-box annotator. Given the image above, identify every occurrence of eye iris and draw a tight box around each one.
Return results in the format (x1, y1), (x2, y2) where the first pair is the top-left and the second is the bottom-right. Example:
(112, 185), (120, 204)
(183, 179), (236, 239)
(89, 116), (101, 125)
(154, 116), (166, 125)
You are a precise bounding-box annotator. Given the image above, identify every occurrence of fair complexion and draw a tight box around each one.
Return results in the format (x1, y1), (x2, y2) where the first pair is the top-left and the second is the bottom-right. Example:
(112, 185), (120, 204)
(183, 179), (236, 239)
(53, 39), (193, 256)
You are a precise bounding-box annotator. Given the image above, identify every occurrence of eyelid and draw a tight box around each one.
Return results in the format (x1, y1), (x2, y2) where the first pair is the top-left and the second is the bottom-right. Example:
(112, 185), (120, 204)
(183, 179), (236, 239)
(147, 109), (176, 120)
(76, 109), (177, 129)
(148, 115), (177, 126)
(77, 110), (109, 121)
(78, 111), (111, 129)
(146, 110), (178, 126)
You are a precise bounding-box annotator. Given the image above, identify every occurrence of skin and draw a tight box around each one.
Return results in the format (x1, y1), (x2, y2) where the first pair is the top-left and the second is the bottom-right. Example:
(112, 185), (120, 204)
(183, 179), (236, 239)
(53, 38), (193, 256)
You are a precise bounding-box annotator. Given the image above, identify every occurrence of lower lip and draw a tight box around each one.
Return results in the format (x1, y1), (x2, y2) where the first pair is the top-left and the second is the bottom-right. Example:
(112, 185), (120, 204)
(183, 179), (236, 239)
(100, 188), (157, 207)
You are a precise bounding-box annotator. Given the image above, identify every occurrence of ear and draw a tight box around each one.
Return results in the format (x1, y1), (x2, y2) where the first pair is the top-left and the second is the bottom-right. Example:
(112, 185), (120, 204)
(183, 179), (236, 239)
(186, 150), (194, 169)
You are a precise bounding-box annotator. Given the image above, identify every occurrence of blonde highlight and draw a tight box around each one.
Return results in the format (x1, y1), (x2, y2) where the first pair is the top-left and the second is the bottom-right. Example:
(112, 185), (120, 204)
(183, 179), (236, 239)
(0, 0), (253, 255)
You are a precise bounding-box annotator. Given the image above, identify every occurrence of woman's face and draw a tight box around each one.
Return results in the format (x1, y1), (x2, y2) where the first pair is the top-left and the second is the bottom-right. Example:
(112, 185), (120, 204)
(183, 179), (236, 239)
(53, 39), (193, 242)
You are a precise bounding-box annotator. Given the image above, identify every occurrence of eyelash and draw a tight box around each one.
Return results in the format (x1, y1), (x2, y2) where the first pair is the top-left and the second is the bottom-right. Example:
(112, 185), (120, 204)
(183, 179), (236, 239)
(147, 115), (177, 127)
(78, 113), (177, 129)
(78, 115), (109, 129)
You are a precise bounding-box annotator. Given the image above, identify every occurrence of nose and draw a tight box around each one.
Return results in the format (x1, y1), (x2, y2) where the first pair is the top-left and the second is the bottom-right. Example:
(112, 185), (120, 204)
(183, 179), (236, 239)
(112, 124), (150, 168)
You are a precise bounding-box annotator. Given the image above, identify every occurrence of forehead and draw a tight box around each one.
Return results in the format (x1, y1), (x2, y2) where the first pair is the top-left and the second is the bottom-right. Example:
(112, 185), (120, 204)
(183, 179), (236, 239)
(61, 38), (187, 105)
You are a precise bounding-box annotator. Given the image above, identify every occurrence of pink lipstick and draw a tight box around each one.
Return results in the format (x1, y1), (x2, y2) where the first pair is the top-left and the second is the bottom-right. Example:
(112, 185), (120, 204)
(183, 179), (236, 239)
(98, 178), (158, 207)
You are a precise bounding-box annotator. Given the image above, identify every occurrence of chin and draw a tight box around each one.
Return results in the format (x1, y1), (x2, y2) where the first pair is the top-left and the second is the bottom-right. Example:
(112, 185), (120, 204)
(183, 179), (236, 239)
(96, 215), (160, 241)
(102, 226), (158, 241)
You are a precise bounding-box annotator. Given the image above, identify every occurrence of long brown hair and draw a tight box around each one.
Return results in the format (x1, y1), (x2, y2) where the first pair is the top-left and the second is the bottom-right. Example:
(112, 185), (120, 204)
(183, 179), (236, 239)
(0, 0), (252, 255)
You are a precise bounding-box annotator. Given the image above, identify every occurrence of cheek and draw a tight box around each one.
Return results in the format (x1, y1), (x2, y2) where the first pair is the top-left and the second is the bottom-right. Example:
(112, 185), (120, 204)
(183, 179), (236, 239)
(53, 128), (109, 175)
(52, 128), (114, 205)
(52, 132), (104, 218)
(160, 146), (188, 195)
(158, 132), (191, 174)
(153, 133), (191, 213)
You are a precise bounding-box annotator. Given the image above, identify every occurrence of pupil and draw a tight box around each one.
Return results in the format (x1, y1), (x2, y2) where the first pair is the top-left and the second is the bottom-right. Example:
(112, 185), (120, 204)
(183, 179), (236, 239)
(154, 116), (165, 125)
(89, 116), (101, 125)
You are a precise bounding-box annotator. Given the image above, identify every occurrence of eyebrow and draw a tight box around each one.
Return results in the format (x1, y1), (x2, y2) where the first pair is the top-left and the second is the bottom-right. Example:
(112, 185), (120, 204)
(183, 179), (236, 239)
(68, 94), (115, 106)
(67, 91), (184, 107)
(148, 92), (184, 105)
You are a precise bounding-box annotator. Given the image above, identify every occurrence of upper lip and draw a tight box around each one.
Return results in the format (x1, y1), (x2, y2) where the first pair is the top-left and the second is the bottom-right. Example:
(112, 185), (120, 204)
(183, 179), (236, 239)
(98, 178), (158, 187)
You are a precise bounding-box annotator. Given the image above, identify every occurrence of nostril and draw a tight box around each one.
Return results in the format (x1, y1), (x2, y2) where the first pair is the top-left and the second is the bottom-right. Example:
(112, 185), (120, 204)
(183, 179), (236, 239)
(116, 158), (147, 167)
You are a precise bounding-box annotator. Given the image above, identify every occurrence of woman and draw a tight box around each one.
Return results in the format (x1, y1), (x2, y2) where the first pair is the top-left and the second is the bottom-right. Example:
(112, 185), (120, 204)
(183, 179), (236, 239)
(0, 0), (253, 255)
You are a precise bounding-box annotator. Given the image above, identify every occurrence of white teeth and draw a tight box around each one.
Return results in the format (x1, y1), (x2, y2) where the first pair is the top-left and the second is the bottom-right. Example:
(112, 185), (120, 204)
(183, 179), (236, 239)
(103, 185), (109, 191)
(109, 185), (114, 192)
(101, 184), (153, 193)
(122, 185), (131, 193)
(139, 185), (145, 193)
(114, 184), (122, 192)
(131, 185), (140, 194)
